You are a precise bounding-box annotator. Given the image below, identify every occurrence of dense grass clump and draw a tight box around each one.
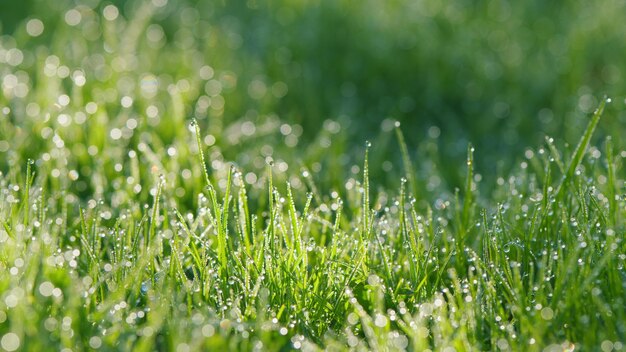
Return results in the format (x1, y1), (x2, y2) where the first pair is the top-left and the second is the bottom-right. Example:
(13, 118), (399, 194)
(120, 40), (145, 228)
(1, 1), (626, 351)
(1, 98), (625, 351)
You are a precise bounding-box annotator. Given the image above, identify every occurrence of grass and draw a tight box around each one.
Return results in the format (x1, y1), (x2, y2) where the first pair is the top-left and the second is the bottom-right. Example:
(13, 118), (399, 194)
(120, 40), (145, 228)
(1, 1), (626, 351)
(3, 0), (626, 187)
(1, 97), (625, 351)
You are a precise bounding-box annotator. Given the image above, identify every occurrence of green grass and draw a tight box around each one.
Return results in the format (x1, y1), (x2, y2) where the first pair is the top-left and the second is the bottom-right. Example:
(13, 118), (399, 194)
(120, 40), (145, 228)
(1, 97), (625, 350)
(1, 1), (626, 351)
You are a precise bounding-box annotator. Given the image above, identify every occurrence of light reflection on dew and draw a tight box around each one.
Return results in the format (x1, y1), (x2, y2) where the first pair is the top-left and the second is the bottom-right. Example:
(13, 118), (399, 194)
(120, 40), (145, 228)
(1, 333), (20, 352)
(140, 74), (159, 98)
(103, 5), (119, 21)
(26, 19), (45, 37)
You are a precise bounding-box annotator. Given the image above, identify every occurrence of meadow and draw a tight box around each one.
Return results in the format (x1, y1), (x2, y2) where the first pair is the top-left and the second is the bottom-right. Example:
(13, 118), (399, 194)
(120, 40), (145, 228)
(1, 0), (626, 350)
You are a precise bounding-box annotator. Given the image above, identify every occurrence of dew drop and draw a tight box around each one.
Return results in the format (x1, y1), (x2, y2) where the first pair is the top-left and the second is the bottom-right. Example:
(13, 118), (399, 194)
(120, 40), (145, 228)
(140, 282), (149, 295)
(1, 332), (20, 352)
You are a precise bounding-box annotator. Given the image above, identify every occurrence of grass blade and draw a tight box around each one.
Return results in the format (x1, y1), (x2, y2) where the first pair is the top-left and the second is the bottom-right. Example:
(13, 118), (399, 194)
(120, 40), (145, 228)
(556, 98), (608, 199)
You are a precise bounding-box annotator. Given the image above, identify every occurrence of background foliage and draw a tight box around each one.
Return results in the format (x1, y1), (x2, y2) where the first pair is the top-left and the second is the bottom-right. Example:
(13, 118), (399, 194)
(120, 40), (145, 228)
(2, 0), (626, 187)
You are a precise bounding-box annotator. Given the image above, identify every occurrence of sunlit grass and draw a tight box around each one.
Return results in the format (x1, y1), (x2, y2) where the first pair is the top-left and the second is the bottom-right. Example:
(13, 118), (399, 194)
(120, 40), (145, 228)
(1, 1), (626, 351)
(1, 96), (625, 350)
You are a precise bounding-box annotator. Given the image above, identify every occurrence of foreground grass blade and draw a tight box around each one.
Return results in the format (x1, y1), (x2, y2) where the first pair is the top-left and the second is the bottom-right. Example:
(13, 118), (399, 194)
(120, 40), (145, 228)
(556, 98), (608, 199)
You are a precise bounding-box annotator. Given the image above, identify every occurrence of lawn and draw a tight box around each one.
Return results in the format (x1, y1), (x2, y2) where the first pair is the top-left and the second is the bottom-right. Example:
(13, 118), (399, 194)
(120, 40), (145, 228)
(1, 0), (625, 351)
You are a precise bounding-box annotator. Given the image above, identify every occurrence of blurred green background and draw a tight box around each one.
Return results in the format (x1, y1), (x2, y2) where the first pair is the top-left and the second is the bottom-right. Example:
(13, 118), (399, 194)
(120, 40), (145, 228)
(1, 0), (625, 194)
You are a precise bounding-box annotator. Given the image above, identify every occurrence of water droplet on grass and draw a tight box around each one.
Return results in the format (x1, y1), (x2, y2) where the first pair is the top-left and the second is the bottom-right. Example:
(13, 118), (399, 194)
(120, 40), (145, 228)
(1, 332), (20, 351)
(140, 282), (149, 295)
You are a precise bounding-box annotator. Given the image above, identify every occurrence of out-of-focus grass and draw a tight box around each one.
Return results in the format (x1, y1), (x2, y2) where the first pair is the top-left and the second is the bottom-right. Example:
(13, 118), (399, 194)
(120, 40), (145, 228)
(2, 0), (626, 188)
